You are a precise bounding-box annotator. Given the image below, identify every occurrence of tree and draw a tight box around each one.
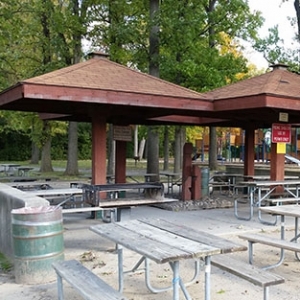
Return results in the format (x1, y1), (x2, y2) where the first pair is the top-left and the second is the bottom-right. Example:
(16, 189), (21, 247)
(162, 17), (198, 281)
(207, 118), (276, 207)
(64, 0), (87, 176)
(65, 122), (79, 175)
(252, 1), (300, 71)
(147, 0), (160, 182)
(0, 0), (267, 170)
(158, 0), (263, 170)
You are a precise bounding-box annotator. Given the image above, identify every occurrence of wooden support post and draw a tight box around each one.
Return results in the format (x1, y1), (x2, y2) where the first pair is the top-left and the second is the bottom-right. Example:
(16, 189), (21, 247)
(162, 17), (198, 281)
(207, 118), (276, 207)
(115, 140), (127, 184)
(181, 143), (193, 201)
(91, 117), (107, 185)
(244, 127), (255, 177)
(191, 165), (201, 200)
(270, 143), (285, 193)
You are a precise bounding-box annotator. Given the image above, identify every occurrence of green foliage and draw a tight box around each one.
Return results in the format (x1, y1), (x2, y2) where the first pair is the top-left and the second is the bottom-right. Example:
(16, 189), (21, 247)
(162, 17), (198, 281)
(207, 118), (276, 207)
(77, 123), (92, 159)
(0, 252), (12, 272)
(158, 0), (262, 91)
(0, 0), (287, 163)
(253, 25), (300, 71)
(0, 131), (31, 160)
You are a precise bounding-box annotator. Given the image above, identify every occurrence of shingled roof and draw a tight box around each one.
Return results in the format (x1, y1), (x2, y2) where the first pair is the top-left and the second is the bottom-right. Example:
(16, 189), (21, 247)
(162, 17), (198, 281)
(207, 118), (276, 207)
(201, 64), (300, 128)
(1, 56), (300, 128)
(24, 53), (208, 100)
(206, 64), (300, 100)
(0, 53), (212, 125)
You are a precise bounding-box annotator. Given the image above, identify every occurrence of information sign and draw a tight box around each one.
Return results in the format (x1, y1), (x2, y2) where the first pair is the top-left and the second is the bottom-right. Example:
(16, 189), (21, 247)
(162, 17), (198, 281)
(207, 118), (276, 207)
(113, 126), (132, 141)
(271, 123), (291, 143)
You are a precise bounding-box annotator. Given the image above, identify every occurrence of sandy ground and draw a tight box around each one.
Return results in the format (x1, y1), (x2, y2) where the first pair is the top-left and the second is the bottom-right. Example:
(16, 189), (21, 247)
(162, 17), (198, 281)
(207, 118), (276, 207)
(1, 204), (300, 300)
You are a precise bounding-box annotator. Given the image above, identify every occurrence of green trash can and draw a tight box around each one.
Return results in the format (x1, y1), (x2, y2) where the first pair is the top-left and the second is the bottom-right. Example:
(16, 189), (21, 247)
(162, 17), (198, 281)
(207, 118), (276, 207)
(11, 206), (64, 284)
(201, 167), (210, 197)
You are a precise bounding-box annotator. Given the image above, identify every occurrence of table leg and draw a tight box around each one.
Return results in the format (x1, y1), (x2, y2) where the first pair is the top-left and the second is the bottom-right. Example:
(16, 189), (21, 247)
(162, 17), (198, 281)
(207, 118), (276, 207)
(204, 256), (211, 300)
(278, 215), (286, 266)
(262, 215), (286, 270)
(144, 258), (198, 297)
(257, 186), (278, 225)
(172, 261), (180, 300)
(168, 176), (171, 195)
(234, 187), (254, 221)
(117, 244), (124, 293)
(291, 217), (300, 261)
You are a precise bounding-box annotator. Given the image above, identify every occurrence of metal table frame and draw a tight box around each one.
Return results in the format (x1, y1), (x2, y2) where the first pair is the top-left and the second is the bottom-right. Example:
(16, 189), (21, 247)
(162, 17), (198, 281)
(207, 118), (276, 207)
(90, 219), (246, 300)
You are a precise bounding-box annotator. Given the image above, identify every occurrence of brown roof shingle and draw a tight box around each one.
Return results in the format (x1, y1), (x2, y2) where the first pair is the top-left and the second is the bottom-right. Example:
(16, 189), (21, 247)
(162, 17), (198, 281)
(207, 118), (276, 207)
(205, 68), (300, 100)
(24, 55), (209, 100)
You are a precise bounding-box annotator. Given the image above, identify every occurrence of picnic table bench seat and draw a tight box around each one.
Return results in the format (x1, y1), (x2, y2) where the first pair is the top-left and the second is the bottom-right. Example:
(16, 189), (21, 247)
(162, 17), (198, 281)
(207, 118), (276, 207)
(211, 255), (284, 300)
(52, 259), (127, 300)
(264, 197), (300, 205)
(82, 182), (164, 206)
(239, 233), (300, 270)
(239, 233), (300, 253)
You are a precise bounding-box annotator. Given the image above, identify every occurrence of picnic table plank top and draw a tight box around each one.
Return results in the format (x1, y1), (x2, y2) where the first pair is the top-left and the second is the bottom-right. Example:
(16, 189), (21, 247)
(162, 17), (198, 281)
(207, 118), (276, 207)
(139, 218), (247, 254)
(90, 219), (220, 264)
(259, 204), (300, 217)
(99, 198), (176, 208)
(27, 188), (83, 196)
(238, 179), (300, 186)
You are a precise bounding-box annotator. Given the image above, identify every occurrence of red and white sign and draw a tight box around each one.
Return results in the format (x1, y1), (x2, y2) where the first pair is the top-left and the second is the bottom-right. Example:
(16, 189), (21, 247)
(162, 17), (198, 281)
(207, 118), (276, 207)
(271, 123), (291, 143)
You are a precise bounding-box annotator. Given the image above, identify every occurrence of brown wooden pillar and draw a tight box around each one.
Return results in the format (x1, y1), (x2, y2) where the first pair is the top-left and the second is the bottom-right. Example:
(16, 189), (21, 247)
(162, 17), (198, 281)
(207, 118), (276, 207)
(191, 165), (201, 200)
(270, 143), (285, 181)
(181, 143), (193, 201)
(115, 140), (127, 183)
(244, 127), (255, 176)
(91, 116), (107, 185)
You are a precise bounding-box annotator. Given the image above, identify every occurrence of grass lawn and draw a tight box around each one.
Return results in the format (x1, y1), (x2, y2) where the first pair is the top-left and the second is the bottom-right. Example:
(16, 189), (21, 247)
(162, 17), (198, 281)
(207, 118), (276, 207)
(0, 159), (169, 181)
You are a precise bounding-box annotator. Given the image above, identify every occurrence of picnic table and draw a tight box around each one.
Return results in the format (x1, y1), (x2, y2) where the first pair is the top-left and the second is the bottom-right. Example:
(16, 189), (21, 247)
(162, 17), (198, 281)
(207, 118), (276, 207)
(82, 182), (164, 206)
(8, 181), (52, 191)
(160, 171), (181, 196)
(27, 188), (83, 207)
(90, 218), (246, 300)
(234, 179), (300, 225)
(16, 166), (34, 177)
(0, 163), (20, 176)
(240, 204), (300, 270)
(126, 172), (158, 183)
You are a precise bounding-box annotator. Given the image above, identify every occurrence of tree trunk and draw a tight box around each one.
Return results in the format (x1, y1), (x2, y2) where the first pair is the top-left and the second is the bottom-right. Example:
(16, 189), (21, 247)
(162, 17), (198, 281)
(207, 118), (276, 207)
(147, 126), (160, 181)
(163, 126), (169, 171)
(107, 124), (115, 176)
(64, 0), (81, 176)
(207, 0), (218, 171)
(30, 142), (39, 164)
(294, 0), (300, 41)
(64, 121), (79, 175)
(209, 126), (218, 170)
(147, 0), (160, 181)
(173, 126), (185, 175)
(39, 138), (53, 172)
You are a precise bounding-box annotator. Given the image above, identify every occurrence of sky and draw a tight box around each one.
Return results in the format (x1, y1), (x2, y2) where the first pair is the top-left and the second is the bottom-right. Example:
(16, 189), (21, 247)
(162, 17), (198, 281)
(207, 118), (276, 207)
(246, 0), (297, 68)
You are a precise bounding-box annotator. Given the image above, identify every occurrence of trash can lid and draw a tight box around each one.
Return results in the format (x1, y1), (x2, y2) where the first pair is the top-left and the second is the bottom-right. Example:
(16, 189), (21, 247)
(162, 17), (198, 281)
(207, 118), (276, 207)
(11, 206), (60, 214)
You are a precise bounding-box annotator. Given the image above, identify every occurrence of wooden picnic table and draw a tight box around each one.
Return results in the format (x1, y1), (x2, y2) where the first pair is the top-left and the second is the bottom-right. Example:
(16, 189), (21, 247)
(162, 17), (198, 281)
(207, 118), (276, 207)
(16, 166), (34, 177)
(160, 171), (181, 196)
(82, 182), (164, 206)
(234, 179), (300, 225)
(90, 218), (246, 300)
(0, 163), (20, 176)
(27, 188), (83, 207)
(239, 205), (300, 269)
(126, 172), (158, 183)
(27, 188), (83, 197)
(8, 181), (52, 191)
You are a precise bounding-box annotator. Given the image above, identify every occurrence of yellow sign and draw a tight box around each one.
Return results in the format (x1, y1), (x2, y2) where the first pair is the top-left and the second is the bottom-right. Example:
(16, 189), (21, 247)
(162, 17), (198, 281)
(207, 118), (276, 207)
(277, 142), (286, 154)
